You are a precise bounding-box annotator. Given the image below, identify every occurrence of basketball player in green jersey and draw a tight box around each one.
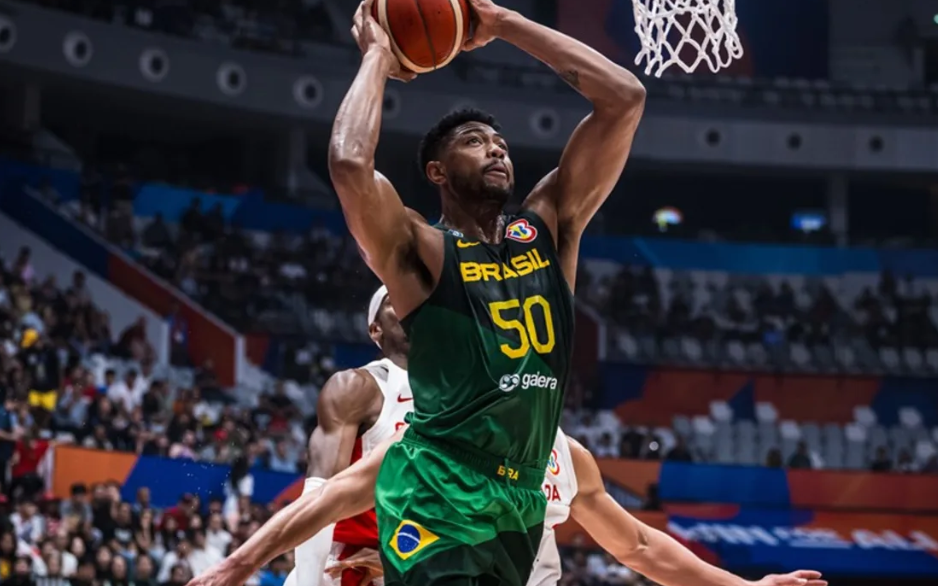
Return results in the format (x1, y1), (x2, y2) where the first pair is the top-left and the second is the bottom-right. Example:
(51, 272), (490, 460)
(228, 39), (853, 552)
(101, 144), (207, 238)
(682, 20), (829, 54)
(333, 0), (643, 584)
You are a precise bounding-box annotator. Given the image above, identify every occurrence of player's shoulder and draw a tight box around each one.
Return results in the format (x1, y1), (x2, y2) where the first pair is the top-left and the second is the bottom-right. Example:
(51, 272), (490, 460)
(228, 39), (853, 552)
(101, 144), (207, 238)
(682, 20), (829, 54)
(405, 207), (430, 226)
(318, 367), (383, 412)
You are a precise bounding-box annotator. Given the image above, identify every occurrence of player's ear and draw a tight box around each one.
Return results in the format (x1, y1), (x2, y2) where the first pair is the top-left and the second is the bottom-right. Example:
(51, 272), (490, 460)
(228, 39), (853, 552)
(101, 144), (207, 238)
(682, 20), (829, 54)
(368, 321), (382, 345)
(425, 161), (446, 186)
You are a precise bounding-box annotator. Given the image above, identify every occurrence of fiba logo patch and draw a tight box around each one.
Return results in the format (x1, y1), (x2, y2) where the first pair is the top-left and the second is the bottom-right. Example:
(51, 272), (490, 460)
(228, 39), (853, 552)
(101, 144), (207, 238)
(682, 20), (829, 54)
(499, 374), (520, 392)
(389, 520), (439, 560)
(505, 219), (537, 243)
(547, 449), (560, 475)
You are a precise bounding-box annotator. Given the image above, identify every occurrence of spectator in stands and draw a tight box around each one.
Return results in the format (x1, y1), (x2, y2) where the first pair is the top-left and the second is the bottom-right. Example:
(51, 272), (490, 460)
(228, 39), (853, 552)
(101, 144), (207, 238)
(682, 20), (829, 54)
(108, 369), (141, 414)
(143, 212), (174, 250)
(0, 399), (19, 492)
(260, 554), (292, 586)
(870, 446), (893, 472)
(60, 483), (92, 527)
(765, 448), (783, 467)
(117, 317), (154, 363)
(787, 441), (813, 469)
(922, 454), (938, 473)
(896, 449), (916, 473)
(158, 537), (192, 583)
(169, 430), (199, 461)
(10, 431), (49, 500)
(10, 499), (44, 545)
(134, 553), (157, 584)
(19, 329), (60, 417)
(665, 436), (694, 462)
(194, 359), (224, 403)
(166, 302), (190, 367)
(223, 456), (253, 530)
(12, 248), (34, 286)
(266, 439), (297, 474)
(5, 555), (34, 586)
(162, 494), (197, 533)
(181, 198), (204, 241)
(188, 528), (223, 577)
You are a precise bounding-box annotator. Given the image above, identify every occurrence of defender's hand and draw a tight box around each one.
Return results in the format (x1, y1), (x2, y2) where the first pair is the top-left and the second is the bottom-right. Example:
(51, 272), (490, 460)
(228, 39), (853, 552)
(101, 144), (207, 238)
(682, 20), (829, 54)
(463, 0), (510, 51)
(750, 570), (827, 586)
(352, 0), (417, 82)
(185, 560), (252, 586)
(325, 548), (384, 578)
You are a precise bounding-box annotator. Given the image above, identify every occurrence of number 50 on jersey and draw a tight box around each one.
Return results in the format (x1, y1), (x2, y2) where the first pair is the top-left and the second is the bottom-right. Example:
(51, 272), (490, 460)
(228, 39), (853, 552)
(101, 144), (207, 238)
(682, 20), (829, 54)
(489, 295), (555, 359)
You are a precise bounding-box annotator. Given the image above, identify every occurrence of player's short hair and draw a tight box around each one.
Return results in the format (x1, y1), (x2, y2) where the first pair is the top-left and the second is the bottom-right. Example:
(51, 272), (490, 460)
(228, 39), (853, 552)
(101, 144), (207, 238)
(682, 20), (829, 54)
(417, 108), (501, 177)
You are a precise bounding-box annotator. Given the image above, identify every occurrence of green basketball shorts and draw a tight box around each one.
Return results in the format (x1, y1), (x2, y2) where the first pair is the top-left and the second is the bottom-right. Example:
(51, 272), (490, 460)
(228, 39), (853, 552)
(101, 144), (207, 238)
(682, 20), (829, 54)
(374, 428), (547, 586)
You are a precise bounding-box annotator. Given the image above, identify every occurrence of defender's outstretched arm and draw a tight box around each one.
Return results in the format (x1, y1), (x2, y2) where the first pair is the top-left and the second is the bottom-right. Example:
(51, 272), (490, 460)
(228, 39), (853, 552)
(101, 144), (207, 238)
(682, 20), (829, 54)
(567, 439), (827, 586)
(185, 431), (400, 586)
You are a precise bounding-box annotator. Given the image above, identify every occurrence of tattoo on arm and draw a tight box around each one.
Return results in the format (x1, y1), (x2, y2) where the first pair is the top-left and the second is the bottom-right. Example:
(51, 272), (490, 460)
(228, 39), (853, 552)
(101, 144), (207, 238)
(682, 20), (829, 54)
(560, 69), (580, 89)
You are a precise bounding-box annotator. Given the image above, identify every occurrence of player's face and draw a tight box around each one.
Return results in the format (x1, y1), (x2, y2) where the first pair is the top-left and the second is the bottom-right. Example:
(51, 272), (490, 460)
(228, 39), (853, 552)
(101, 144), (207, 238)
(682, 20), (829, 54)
(374, 298), (409, 355)
(441, 122), (514, 204)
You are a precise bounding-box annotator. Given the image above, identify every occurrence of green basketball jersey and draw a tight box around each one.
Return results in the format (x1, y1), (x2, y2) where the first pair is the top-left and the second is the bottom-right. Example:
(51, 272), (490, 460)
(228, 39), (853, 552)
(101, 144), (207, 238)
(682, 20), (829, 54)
(400, 210), (574, 469)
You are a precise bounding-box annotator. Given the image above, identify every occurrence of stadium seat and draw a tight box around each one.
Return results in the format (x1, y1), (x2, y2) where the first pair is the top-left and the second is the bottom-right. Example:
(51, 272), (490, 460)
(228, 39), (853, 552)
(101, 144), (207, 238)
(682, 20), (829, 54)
(709, 401), (734, 423)
(926, 349), (938, 372)
(617, 332), (639, 360)
(726, 341), (746, 364)
(672, 415), (693, 438)
(868, 424), (888, 448)
(755, 402), (778, 424)
(899, 407), (923, 429)
(681, 337), (703, 363)
(790, 343), (811, 368)
(903, 348), (924, 372)
(879, 347), (901, 371)
(853, 406), (877, 427)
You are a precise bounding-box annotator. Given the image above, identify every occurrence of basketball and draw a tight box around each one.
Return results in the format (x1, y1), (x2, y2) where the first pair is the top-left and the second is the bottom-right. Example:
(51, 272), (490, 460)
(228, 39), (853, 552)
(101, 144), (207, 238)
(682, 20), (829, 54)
(371, 0), (471, 74)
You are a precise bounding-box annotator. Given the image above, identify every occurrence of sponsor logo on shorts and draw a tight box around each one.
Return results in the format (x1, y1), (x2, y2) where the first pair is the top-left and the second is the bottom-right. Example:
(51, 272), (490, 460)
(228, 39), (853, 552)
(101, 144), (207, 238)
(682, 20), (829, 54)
(506, 218), (537, 243)
(547, 449), (560, 475)
(389, 520), (439, 560)
(498, 373), (559, 393)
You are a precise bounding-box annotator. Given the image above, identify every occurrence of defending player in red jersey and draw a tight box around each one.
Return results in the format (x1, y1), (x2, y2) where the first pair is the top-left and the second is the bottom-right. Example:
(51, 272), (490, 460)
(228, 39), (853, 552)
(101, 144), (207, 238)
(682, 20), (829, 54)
(287, 286), (408, 586)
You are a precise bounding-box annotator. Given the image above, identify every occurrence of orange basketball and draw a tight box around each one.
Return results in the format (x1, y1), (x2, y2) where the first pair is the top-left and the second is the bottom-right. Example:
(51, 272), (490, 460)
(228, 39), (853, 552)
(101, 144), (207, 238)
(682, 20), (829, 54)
(371, 0), (471, 74)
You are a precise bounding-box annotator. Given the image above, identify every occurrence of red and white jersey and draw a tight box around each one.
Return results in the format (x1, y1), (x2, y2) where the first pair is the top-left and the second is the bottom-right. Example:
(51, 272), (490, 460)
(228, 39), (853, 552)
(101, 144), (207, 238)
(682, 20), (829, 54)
(327, 358), (412, 586)
(528, 429), (578, 586)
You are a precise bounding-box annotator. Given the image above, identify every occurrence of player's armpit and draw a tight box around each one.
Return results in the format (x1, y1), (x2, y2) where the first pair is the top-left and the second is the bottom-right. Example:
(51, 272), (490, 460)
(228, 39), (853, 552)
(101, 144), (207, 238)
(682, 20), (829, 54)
(307, 369), (382, 478)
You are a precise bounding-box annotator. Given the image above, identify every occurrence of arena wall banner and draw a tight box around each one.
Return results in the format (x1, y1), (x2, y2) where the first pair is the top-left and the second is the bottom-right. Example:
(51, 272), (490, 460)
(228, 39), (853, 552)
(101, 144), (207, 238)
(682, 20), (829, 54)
(54, 444), (938, 516)
(597, 459), (938, 513)
(51, 445), (303, 507)
(556, 506), (938, 577)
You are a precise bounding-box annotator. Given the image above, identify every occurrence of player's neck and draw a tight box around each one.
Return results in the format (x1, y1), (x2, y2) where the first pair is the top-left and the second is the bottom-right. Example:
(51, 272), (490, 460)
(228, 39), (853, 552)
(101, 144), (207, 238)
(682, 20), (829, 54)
(386, 352), (407, 371)
(439, 197), (505, 244)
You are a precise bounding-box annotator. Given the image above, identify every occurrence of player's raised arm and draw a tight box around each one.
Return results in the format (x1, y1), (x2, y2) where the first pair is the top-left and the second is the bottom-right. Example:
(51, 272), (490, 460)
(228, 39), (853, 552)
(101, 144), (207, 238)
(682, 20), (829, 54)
(185, 430), (402, 586)
(567, 438), (828, 586)
(464, 0), (645, 284)
(329, 0), (419, 280)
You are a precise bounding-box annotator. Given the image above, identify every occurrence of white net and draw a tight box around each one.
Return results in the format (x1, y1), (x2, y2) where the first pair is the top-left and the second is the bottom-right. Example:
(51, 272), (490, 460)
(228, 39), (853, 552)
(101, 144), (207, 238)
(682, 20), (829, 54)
(632, 0), (743, 78)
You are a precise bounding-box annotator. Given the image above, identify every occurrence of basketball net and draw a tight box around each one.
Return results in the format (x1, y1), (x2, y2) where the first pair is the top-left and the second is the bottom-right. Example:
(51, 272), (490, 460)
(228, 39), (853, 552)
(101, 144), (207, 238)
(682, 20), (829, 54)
(632, 0), (743, 77)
